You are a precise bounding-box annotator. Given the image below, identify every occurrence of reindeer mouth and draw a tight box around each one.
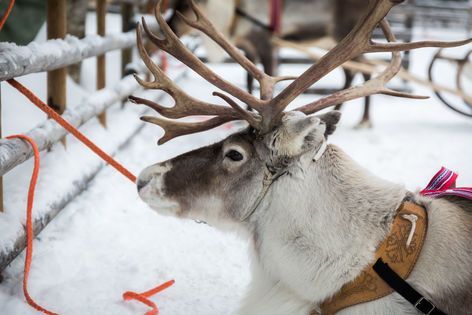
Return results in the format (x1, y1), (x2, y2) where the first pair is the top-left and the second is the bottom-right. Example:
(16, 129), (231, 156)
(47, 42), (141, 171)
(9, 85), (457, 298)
(137, 177), (182, 216)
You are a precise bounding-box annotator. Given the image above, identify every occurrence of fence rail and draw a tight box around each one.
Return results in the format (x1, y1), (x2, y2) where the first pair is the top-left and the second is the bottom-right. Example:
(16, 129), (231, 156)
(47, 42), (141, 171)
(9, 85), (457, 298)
(0, 31), (135, 81)
(0, 0), (169, 272)
(0, 69), (186, 272)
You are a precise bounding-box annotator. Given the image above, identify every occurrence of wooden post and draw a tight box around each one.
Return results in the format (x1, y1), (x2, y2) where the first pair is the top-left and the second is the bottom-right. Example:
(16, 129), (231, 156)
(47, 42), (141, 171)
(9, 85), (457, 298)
(121, 2), (133, 77)
(47, 0), (67, 146)
(121, 2), (133, 108)
(97, 0), (107, 127)
(47, 0), (67, 115)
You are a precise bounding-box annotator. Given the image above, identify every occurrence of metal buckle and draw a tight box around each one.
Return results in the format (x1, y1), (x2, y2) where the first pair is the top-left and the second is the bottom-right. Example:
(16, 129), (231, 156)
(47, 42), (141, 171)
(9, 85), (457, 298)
(415, 297), (436, 315)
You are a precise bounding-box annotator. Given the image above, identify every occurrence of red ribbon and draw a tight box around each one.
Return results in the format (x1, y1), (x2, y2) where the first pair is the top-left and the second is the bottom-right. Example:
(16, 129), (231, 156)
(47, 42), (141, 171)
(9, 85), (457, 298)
(420, 167), (472, 200)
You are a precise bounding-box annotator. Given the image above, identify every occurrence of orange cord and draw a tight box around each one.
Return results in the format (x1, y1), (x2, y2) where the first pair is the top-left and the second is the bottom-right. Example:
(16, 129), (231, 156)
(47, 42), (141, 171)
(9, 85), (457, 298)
(3, 1), (174, 311)
(123, 280), (175, 315)
(7, 79), (137, 183)
(6, 135), (58, 315)
(5, 84), (175, 314)
(0, 0), (15, 30)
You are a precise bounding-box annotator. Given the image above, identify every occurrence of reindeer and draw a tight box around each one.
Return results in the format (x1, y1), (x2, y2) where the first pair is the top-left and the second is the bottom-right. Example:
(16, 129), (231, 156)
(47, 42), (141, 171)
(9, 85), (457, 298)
(167, 0), (375, 127)
(130, 0), (472, 314)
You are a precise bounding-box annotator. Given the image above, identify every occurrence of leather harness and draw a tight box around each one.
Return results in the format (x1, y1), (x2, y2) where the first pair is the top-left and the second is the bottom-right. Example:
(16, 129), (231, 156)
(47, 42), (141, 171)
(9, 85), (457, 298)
(311, 201), (444, 315)
(239, 139), (444, 314)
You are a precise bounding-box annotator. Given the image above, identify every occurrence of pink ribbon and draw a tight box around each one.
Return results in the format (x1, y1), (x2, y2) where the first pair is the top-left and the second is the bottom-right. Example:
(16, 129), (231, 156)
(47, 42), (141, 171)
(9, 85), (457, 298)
(420, 167), (472, 200)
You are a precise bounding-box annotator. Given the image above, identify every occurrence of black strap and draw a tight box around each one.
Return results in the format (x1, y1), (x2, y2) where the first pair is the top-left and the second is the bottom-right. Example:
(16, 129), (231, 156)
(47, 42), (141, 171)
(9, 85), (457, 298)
(373, 258), (446, 315)
(235, 8), (275, 32)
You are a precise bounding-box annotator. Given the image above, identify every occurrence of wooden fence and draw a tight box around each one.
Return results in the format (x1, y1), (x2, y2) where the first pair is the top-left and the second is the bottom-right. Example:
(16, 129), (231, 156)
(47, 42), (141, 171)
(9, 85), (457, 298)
(0, 0), (184, 273)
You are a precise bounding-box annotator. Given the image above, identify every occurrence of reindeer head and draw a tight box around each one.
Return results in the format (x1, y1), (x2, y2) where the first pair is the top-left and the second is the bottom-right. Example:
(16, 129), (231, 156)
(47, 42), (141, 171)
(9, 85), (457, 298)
(137, 110), (340, 226)
(132, 0), (470, 227)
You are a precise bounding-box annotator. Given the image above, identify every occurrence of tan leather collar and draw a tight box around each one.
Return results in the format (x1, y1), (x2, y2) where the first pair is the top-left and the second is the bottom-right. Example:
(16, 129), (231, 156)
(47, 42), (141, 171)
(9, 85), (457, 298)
(311, 201), (428, 315)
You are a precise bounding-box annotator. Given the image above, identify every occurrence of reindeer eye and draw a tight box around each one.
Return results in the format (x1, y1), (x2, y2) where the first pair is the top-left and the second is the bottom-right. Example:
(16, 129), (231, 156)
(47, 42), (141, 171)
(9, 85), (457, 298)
(225, 150), (244, 162)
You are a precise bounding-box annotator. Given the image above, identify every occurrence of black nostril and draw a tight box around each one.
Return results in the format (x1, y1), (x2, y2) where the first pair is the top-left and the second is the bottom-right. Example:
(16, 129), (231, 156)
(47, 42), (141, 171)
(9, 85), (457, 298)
(137, 179), (148, 191)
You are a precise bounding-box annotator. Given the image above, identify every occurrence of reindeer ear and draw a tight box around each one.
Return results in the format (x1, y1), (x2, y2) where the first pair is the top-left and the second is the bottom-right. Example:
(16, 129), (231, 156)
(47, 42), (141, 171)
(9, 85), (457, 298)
(270, 112), (325, 157)
(316, 110), (341, 136)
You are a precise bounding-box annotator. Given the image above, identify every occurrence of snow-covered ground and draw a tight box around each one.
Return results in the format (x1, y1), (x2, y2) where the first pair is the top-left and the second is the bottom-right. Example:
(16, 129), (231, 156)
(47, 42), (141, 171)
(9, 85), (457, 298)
(1, 13), (472, 315)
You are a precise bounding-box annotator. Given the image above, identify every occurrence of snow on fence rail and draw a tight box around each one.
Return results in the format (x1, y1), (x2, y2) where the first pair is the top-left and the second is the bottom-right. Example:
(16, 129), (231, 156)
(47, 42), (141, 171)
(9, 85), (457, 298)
(0, 26), (161, 82)
(0, 65), (155, 176)
(0, 1), (171, 272)
(0, 68), (186, 272)
(0, 41), (187, 273)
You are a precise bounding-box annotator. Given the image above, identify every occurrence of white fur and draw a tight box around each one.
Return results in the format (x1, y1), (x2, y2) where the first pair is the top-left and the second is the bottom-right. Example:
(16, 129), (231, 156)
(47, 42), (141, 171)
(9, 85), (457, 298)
(138, 114), (472, 314)
(234, 147), (406, 314)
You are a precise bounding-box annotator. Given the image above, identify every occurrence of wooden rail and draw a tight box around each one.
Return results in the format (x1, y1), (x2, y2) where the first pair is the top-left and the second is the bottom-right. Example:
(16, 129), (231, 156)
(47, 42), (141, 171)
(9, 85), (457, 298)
(0, 30), (141, 81)
(0, 0), (176, 271)
(0, 62), (162, 177)
(0, 71), (187, 272)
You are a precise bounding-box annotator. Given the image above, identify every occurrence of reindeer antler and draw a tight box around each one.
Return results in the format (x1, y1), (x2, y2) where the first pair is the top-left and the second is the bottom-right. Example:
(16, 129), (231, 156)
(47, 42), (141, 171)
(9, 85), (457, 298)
(295, 19), (429, 115)
(134, 0), (471, 144)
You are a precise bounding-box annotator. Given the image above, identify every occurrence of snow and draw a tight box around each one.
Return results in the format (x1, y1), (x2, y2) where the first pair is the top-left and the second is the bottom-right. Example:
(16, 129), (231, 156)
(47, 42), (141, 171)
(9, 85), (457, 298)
(1, 13), (472, 315)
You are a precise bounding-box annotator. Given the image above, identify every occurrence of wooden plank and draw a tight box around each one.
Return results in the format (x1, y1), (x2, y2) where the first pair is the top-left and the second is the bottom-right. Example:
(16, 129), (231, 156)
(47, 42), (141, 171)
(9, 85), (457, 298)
(47, 0), (67, 115)
(97, 0), (107, 127)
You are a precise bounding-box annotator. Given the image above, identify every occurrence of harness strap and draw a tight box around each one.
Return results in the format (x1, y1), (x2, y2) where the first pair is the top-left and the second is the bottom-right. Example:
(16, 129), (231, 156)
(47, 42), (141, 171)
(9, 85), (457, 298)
(313, 139), (327, 162)
(313, 201), (428, 315)
(373, 259), (446, 315)
(240, 167), (281, 221)
(241, 141), (328, 222)
(235, 8), (274, 32)
(234, 0), (283, 34)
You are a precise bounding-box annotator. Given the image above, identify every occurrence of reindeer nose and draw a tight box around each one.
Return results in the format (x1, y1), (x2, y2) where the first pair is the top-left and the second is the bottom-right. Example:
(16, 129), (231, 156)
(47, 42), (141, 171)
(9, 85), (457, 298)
(137, 178), (150, 192)
(138, 163), (170, 193)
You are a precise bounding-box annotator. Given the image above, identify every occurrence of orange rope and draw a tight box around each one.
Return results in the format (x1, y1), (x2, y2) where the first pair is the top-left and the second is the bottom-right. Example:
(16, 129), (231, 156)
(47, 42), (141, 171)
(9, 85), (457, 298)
(5, 80), (175, 314)
(123, 280), (175, 315)
(7, 79), (137, 183)
(0, 0), (15, 30)
(6, 134), (58, 315)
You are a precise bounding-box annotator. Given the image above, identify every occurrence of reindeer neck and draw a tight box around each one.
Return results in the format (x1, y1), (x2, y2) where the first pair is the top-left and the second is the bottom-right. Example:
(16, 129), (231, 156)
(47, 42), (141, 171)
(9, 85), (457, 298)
(306, 144), (407, 246)
(255, 144), (407, 302)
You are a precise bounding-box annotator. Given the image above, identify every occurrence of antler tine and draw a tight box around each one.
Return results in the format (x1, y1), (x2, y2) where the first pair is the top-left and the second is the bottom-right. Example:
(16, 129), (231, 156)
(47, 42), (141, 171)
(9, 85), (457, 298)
(141, 115), (237, 145)
(176, 0), (280, 101)
(132, 22), (241, 119)
(368, 38), (472, 53)
(140, 0), (263, 109)
(212, 92), (261, 128)
(294, 20), (429, 115)
(264, 0), (471, 132)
